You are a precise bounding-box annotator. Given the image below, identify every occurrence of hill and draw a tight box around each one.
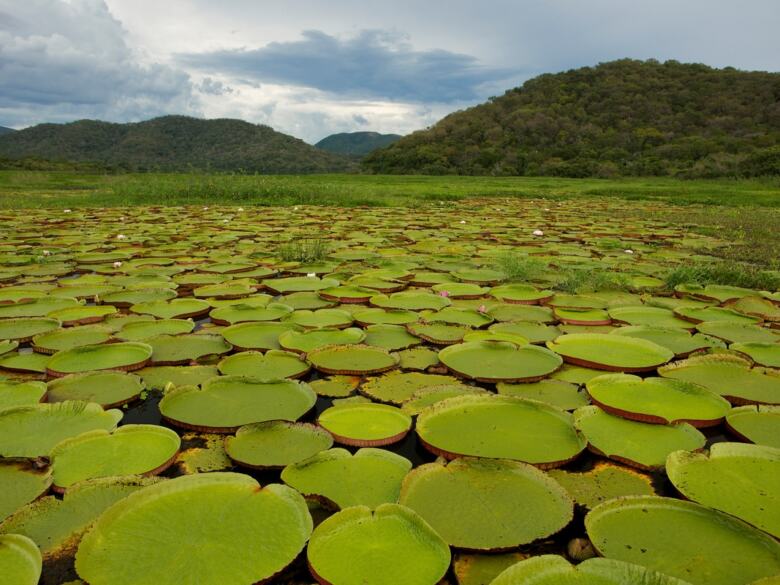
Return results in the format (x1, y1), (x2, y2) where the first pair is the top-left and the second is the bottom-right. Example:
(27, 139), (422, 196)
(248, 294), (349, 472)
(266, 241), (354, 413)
(364, 59), (780, 178)
(315, 132), (402, 156)
(0, 126), (15, 136)
(0, 116), (355, 173)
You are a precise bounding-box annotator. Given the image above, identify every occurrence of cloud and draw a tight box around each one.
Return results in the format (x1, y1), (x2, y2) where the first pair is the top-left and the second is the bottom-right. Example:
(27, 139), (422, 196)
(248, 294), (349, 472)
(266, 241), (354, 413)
(0, 0), (197, 127)
(178, 29), (518, 103)
(197, 77), (233, 96)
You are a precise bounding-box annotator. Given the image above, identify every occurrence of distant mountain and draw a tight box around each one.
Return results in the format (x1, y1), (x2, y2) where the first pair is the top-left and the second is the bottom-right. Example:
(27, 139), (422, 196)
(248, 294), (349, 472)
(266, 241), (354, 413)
(315, 132), (402, 156)
(0, 116), (355, 173)
(0, 126), (15, 136)
(364, 59), (780, 178)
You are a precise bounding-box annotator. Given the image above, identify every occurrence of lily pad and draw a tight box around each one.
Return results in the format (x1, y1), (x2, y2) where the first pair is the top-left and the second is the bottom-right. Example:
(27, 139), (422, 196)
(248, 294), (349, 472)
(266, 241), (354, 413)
(585, 373), (731, 426)
(281, 447), (412, 509)
(490, 321), (561, 344)
(279, 327), (365, 353)
(318, 402), (412, 446)
(75, 473), (312, 585)
(548, 461), (656, 509)
(147, 334), (232, 365)
(46, 371), (144, 407)
(398, 347), (440, 370)
(0, 351), (50, 373)
(399, 457), (573, 550)
(116, 319), (194, 341)
(547, 334), (674, 372)
(726, 405), (780, 448)
(416, 394), (586, 467)
(309, 375), (360, 397)
(0, 318), (60, 343)
(609, 306), (693, 329)
(0, 534), (42, 585)
(364, 323), (422, 350)
(136, 364), (217, 390)
(497, 379), (589, 410)
(0, 380), (47, 412)
(220, 320), (299, 351)
(402, 385), (489, 415)
(573, 405), (705, 470)
(696, 321), (778, 344)
(307, 504), (450, 585)
(361, 371), (460, 404)
(159, 376), (316, 432)
(217, 350), (310, 379)
(611, 326), (724, 357)
(490, 283), (553, 304)
(407, 321), (470, 345)
(47, 305), (117, 326)
(225, 421), (333, 469)
(32, 325), (113, 354)
(585, 496), (780, 585)
(47, 342), (153, 377)
(130, 298), (210, 320)
(667, 443), (779, 538)
(0, 461), (52, 522)
(439, 340), (562, 382)
(0, 402), (122, 457)
(307, 344), (399, 375)
(731, 342), (780, 368)
(50, 425), (181, 490)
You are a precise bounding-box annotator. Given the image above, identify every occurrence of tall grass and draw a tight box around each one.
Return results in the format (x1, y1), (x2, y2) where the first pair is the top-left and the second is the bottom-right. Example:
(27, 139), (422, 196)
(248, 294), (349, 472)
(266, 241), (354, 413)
(664, 262), (780, 291)
(276, 238), (329, 263)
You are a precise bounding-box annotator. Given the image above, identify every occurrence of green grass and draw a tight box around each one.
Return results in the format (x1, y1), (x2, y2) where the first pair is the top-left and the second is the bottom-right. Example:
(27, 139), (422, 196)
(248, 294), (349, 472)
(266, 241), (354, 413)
(277, 239), (329, 263)
(664, 262), (780, 291)
(0, 171), (778, 208)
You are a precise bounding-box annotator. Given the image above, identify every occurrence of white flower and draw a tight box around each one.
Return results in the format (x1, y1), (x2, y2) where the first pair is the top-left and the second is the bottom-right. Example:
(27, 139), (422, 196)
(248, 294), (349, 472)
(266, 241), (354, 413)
(306, 272), (316, 278)
(624, 249), (634, 254)
(42, 250), (51, 256)
(116, 234), (126, 240)
(113, 261), (123, 268)
(119, 216), (125, 221)
(202, 206), (209, 210)
(237, 207), (244, 212)
(223, 219), (230, 223)
(294, 206), (300, 211)
(460, 220), (466, 224)
(533, 229), (544, 236)
(63, 209), (72, 213)
(544, 208), (551, 211)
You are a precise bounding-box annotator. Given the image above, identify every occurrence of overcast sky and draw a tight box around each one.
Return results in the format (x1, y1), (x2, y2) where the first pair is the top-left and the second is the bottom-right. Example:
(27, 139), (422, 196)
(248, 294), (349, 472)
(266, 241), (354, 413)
(1, 0), (778, 143)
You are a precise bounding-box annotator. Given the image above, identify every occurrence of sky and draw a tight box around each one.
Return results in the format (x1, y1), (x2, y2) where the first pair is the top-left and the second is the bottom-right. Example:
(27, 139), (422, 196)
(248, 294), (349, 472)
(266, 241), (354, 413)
(1, 0), (778, 143)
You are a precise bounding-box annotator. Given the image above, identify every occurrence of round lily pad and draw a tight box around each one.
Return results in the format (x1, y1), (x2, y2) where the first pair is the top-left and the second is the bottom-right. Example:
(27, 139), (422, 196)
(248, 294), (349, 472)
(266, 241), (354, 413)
(0, 461), (52, 522)
(609, 306), (693, 329)
(731, 341), (780, 368)
(489, 303), (555, 323)
(696, 321), (779, 344)
(490, 283), (553, 304)
(226, 421), (333, 469)
(46, 371), (144, 407)
(75, 473), (313, 585)
(490, 321), (561, 344)
(361, 371), (459, 404)
(50, 425), (180, 490)
(548, 461), (655, 509)
(284, 308), (354, 329)
(547, 334), (674, 372)
(307, 504), (450, 585)
(0, 402), (122, 458)
(220, 321), (299, 351)
(0, 318), (60, 343)
(307, 344), (399, 375)
(146, 333), (232, 365)
(497, 379), (589, 410)
(432, 282), (488, 299)
(398, 347), (440, 370)
(555, 307), (612, 326)
(318, 284), (375, 303)
(279, 327), (365, 353)
(32, 325), (113, 355)
(585, 373), (731, 426)
(281, 448), (412, 509)
(47, 305), (117, 326)
(611, 325), (724, 357)
(573, 405), (705, 470)
(491, 555), (692, 585)
(353, 308), (418, 326)
(439, 340), (562, 382)
(364, 323), (422, 351)
(209, 302), (293, 325)
(585, 496), (780, 585)
(0, 351), (50, 373)
(137, 364), (218, 390)
(0, 534), (42, 585)
(675, 305), (760, 325)
(263, 276), (340, 294)
(407, 322), (469, 345)
(399, 457), (573, 550)
(0, 380), (47, 412)
(116, 319), (194, 341)
(130, 298), (211, 320)
(318, 402), (412, 446)
(309, 375), (360, 397)
(666, 443), (780, 537)
(401, 385), (488, 416)
(0, 340), (18, 356)
(658, 353), (780, 405)
(416, 394), (586, 467)
(726, 405), (780, 448)
(217, 350), (310, 379)
(47, 342), (153, 377)
(159, 376), (316, 432)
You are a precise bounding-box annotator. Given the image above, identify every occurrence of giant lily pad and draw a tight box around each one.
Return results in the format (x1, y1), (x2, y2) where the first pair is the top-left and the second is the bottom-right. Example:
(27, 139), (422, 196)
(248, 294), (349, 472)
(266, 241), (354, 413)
(47, 342), (152, 377)
(318, 402), (412, 446)
(399, 457), (573, 550)
(220, 321), (299, 351)
(50, 425), (181, 490)
(416, 394), (586, 467)
(353, 307), (419, 326)
(0, 534), (41, 585)
(0, 381), (47, 412)
(159, 376), (316, 432)
(439, 340), (562, 382)
(731, 342), (780, 368)
(46, 371), (144, 408)
(497, 379), (589, 411)
(696, 321), (779, 344)
(147, 334), (232, 365)
(491, 555), (693, 585)
(279, 327), (365, 353)
(130, 298), (210, 320)
(548, 461), (655, 509)
(0, 461), (52, 522)
(75, 473), (312, 585)
(47, 305), (117, 326)
(0, 402), (122, 457)
(658, 354), (780, 405)
(489, 283), (553, 304)
(32, 325), (113, 354)
(585, 373), (731, 426)
(726, 405), (780, 448)
(585, 496), (780, 585)
(0, 318), (60, 343)
(307, 504), (450, 585)
(217, 350), (310, 379)
(307, 344), (399, 375)
(137, 365), (218, 390)
(547, 334), (674, 372)
(611, 325), (724, 357)
(360, 371), (459, 404)
(574, 406), (705, 470)
(609, 306), (693, 329)
(281, 448), (412, 509)
(116, 319), (194, 341)
(666, 443), (780, 537)
(225, 421), (333, 469)
(407, 321), (470, 345)
(364, 323), (422, 350)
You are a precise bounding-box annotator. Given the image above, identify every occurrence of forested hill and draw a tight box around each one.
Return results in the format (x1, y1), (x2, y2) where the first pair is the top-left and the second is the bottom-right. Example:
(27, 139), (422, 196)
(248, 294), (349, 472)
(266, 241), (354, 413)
(363, 59), (780, 178)
(0, 116), (355, 173)
(0, 126), (14, 135)
(315, 132), (402, 156)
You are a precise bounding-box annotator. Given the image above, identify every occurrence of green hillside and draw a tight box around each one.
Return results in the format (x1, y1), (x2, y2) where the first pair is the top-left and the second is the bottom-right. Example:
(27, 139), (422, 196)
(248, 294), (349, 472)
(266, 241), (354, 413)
(0, 126), (14, 136)
(364, 59), (780, 178)
(0, 116), (355, 173)
(315, 131), (402, 156)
